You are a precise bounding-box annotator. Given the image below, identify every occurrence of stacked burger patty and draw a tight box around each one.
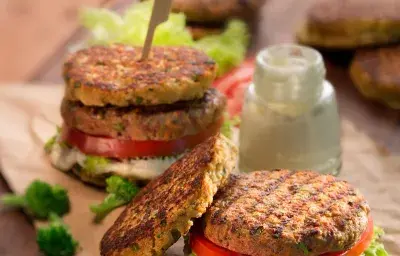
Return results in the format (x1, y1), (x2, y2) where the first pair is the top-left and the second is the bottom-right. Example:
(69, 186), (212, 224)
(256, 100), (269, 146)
(46, 44), (226, 186)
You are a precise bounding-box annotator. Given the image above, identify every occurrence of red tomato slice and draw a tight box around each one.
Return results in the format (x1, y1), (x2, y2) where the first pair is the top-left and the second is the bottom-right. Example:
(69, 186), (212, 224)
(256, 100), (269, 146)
(213, 58), (255, 117)
(320, 250), (347, 256)
(214, 58), (254, 96)
(191, 216), (374, 256)
(61, 118), (223, 159)
(228, 82), (250, 115)
(224, 72), (253, 98)
(190, 230), (243, 256)
(321, 215), (374, 256)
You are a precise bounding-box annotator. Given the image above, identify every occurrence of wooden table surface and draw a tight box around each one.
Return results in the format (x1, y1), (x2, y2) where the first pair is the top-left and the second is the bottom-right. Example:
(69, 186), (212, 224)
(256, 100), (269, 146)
(1, 0), (400, 255)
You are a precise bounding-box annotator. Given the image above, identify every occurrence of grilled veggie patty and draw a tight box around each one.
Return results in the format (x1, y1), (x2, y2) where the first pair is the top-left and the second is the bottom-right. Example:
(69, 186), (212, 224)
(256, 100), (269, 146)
(101, 134), (238, 256)
(350, 45), (400, 108)
(297, 0), (400, 48)
(204, 170), (370, 256)
(64, 44), (217, 106)
(187, 24), (224, 40)
(61, 88), (226, 140)
(172, 0), (265, 22)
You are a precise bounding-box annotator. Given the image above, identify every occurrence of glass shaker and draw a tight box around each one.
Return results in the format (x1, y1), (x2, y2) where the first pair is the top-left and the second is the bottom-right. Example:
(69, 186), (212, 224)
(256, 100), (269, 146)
(239, 44), (341, 175)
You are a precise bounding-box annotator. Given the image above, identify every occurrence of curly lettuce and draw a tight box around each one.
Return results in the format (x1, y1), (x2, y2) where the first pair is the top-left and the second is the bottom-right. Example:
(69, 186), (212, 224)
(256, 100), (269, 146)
(79, 0), (249, 76)
(80, 2), (193, 46)
(220, 114), (241, 139)
(195, 20), (249, 76)
(362, 226), (389, 256)
(83, 156), (110, 173)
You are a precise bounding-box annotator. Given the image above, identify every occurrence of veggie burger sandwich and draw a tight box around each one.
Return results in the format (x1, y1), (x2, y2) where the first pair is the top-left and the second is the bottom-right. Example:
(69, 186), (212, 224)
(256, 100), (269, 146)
(101, 135), (388, 256)
(45, 44), (226, 186)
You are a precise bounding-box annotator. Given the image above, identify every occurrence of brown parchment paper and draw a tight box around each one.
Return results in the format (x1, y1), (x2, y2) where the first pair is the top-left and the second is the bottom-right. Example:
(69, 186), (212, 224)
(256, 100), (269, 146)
(0, 84), (399, 255)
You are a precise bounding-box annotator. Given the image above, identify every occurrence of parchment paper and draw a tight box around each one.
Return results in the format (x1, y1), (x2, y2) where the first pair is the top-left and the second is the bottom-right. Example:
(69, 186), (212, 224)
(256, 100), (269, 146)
(0, 84), (399, 255)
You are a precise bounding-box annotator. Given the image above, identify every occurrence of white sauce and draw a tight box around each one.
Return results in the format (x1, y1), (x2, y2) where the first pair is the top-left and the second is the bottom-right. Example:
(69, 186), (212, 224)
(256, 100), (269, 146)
(239, 45), (341, 175)
(48, 136), (181, 180)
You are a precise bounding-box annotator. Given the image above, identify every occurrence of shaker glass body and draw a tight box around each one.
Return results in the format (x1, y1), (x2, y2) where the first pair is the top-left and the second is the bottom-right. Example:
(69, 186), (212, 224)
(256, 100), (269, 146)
(239, 44), (341, 175)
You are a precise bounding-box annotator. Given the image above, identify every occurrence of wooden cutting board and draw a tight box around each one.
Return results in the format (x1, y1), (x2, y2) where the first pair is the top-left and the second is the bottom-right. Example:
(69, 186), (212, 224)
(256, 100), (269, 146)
(0, 84), (399, 255)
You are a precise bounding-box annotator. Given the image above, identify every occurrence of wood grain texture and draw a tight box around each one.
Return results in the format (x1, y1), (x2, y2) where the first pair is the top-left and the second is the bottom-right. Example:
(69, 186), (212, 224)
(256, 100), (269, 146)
(30, 0), (133, 83)
(0, 176), (38, 256)
(0, 0), (110, 82)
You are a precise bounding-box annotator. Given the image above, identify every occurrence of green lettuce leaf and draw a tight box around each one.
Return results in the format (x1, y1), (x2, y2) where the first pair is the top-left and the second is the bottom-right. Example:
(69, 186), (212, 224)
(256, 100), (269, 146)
(44, 126), (61, 153)
(220, 114), (241, 139)
(362, 226), (389, 256)
(79, 0), (249, 76)
(195, 19), (249, 76)
(80, 1), (193, 47)
(83, 156), (110, 173)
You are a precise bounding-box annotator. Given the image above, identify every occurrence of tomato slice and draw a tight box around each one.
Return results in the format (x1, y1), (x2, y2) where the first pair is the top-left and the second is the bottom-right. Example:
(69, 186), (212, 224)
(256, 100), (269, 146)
(320, 250), (347, 256)
(213, 58), (255, 117)
(61, 118), (223, 159)
(214, 57), (254, 96)
(321, 215), (374, 256)
(227, 82), (250, 115)
(190, 230), (243, 256)
(191, 216), (374, 256)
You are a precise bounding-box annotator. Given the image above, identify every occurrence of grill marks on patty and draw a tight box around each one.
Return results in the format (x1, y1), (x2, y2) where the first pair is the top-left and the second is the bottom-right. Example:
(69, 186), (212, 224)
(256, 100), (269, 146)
(100, 135), (238, 256)
(64, 45), (217, 107)
(298, 179), (367, 243)
(61, 88), (226, 141)
(204, 170), (370, 256)
(209, 170), (296, 226)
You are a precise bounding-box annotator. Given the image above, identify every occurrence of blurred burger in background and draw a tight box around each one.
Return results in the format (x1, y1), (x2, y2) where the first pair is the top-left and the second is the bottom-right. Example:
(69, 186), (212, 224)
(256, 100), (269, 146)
(298, 0), (400, 110)
(297, 0), (400, 49)
(171, 0), (266, 39)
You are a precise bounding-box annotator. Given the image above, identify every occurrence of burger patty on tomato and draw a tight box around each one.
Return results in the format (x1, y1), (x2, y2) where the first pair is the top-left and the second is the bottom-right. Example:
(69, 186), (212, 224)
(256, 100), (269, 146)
(203, 170), (370, 256)
(61, 88), (226, 141)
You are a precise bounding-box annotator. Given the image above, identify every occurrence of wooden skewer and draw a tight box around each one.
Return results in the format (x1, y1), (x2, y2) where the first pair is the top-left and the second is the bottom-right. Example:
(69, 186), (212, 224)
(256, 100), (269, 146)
(141, 0), (173, 60)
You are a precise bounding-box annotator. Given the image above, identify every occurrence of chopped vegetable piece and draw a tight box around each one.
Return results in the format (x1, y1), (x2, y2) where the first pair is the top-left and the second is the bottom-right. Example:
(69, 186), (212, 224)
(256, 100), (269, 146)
(44, 126), (61, 153)
(83, 156), (110, 173)
(195, 20), (249, 76)
(44, 135), (57, 153)
(37, 213), (79, 256)
(220, 114), (241, 139)
(90, 176), (140, 223)
(0, 180), (70, 219)
(362, 226), (389, 256)
(297, 242), (310, 255)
